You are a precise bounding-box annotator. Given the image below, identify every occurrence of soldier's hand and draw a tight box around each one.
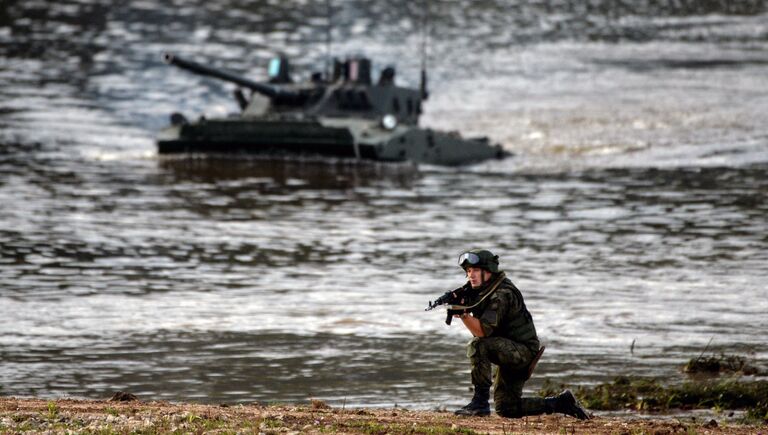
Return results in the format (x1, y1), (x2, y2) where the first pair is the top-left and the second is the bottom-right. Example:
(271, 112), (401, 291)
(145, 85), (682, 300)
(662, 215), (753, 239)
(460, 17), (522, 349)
(453, 310), (469, 319)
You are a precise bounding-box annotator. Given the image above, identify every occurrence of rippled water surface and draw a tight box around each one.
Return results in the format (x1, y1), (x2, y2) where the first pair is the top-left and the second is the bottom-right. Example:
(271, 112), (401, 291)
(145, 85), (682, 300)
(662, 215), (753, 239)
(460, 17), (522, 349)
(1, 0), (767, 408)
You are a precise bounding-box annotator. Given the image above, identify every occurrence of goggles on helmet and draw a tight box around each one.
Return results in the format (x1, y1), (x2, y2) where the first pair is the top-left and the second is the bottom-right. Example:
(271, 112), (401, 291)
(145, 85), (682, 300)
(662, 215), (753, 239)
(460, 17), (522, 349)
(458, 252), (481, 267)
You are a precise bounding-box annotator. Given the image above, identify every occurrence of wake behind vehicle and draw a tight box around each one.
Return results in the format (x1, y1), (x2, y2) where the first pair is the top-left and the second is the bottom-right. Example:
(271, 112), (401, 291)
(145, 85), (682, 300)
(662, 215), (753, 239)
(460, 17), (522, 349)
(157, 53), (509, 166)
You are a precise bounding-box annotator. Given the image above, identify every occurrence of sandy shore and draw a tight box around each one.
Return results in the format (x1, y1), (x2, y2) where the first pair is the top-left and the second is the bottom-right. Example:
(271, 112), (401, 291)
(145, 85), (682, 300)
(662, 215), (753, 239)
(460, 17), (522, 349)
(0, 396), (763, 434)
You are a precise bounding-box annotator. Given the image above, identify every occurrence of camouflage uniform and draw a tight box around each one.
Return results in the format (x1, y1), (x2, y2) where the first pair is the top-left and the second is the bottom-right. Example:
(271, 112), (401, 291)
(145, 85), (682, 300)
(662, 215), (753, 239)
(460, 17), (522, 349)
(453, 249), (589, 420)
(465, 274), (548, 417)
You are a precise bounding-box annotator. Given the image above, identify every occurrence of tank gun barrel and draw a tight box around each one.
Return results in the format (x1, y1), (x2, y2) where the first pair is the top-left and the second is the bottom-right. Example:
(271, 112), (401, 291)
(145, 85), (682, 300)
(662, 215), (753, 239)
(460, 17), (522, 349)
(164, 53), (281, 99)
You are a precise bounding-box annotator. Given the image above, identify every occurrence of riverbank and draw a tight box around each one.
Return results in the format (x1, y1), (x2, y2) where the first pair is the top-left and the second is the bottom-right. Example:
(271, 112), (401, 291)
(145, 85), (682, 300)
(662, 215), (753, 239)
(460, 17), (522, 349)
(1, 397), (763, 434)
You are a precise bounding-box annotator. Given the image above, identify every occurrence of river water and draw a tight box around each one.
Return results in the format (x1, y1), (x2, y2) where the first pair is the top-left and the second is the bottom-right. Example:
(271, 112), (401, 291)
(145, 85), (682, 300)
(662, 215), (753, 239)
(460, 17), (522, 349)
(1, 0), (767, 409)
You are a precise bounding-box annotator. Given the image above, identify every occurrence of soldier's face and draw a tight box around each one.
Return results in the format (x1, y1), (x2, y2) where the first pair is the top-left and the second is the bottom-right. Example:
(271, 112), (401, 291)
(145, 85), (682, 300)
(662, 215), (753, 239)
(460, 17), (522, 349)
(466, 267), (490, 288)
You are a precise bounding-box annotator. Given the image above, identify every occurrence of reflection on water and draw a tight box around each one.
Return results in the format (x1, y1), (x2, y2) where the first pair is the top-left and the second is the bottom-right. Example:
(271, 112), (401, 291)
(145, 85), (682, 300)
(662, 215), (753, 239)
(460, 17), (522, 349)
(1, 0), (767, 407)
(159, 157), (419, 189)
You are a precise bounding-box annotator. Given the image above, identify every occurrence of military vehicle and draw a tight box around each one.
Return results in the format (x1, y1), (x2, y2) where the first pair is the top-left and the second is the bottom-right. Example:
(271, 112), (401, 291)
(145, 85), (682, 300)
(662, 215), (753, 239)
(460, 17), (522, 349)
(157, 53), (509, 166)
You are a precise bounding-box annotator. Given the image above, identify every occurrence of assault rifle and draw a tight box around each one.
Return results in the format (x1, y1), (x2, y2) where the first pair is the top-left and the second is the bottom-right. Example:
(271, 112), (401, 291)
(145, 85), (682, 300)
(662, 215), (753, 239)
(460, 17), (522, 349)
(424, 286), (471, 325)
(425, 272), (508, 325)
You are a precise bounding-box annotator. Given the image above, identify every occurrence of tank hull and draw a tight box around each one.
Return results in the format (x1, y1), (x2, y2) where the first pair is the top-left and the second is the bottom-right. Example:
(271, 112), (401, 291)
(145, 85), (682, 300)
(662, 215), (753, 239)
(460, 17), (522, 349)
(157, 118), (508, 166)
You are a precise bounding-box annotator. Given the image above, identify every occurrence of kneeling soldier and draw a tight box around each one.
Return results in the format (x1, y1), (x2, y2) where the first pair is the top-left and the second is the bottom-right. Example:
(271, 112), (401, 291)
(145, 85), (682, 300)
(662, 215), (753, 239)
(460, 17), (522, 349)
(450, 249), (589, 420)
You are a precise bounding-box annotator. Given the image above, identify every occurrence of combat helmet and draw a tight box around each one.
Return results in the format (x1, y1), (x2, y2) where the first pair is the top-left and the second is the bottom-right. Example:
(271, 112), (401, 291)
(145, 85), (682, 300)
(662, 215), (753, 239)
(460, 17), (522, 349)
(458, 249), (500, 273)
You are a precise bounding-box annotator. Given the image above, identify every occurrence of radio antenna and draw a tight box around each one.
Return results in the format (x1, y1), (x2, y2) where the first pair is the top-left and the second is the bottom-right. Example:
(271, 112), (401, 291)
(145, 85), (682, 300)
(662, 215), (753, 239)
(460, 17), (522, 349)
(420, 0), (429, 100)
(325, 0), (333, 81)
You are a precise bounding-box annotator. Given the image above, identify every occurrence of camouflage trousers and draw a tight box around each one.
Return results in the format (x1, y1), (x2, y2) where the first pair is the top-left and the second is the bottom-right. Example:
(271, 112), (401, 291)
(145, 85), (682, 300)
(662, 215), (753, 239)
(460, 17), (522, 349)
(467, 336), (547, 418)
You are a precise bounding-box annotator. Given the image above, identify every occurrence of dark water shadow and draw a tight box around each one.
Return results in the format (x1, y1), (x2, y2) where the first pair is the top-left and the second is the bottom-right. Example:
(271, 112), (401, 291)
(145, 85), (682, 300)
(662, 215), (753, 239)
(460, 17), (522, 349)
(157, 155), (421, 190)
(591, 57), (768, 72)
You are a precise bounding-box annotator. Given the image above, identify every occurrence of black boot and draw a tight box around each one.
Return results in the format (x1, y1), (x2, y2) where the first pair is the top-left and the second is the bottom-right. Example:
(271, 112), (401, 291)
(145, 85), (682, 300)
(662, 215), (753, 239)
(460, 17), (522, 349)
(454, 386), (491, 416)
(545, 390), (590, 420)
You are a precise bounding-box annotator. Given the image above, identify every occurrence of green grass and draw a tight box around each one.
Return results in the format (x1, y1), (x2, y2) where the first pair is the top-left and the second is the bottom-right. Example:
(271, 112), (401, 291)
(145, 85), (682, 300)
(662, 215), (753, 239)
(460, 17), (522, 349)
(44, 402), (59, 421)
(540, 376), (768, 423)
(684, 353), (762, 375)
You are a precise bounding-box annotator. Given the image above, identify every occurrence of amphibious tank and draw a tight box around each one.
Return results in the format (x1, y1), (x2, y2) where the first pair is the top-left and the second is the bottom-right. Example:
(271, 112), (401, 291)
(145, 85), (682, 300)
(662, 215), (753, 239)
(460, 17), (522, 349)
(157, 53), (509, 166)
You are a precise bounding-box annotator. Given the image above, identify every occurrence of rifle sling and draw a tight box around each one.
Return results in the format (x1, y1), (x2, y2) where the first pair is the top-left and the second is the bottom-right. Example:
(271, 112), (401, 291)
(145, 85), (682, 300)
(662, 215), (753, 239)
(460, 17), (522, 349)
(447, 271), (506, 311)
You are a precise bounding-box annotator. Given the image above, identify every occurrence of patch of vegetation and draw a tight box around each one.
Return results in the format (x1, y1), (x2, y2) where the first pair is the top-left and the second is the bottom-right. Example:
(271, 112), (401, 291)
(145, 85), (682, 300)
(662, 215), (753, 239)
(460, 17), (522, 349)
(311, 398), (331, 409)
(684, 353), (762, 375)
(43, 402), (59, 421)
(15, 419), (34, 432)
(541, 376), (768, 423)
(259, 415), (287, 429)
(345, 420), (390, 434)
(341, 420), (478, 435)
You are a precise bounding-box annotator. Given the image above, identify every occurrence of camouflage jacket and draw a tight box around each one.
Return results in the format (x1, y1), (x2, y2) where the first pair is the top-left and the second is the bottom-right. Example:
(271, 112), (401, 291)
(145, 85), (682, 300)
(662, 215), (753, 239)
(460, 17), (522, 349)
(467, 273), (540, 351)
